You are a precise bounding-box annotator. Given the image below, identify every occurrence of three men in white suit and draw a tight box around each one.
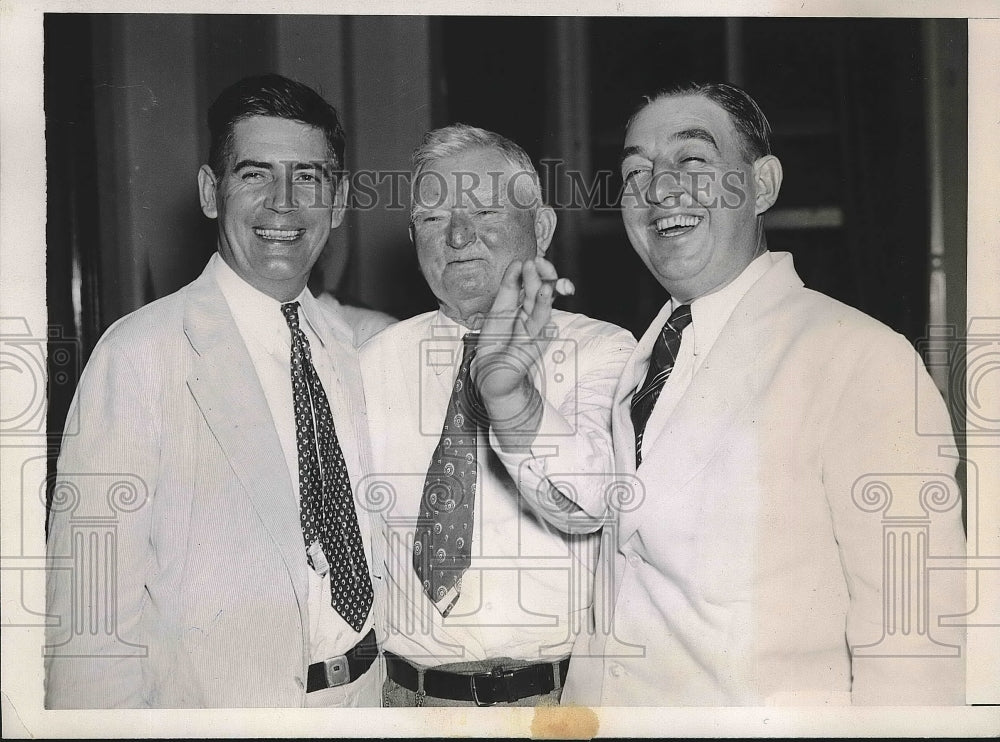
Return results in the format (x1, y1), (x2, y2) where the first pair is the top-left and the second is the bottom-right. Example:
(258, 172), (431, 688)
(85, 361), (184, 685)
(561, 83), (967, 706)
(45, 75), (383, 708)
(361, 124), (635, 706)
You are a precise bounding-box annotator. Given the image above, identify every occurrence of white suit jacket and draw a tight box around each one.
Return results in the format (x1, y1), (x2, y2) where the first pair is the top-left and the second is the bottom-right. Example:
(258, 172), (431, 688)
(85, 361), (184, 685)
(45, 261), (383, 708)
(562, 252), (966, 706)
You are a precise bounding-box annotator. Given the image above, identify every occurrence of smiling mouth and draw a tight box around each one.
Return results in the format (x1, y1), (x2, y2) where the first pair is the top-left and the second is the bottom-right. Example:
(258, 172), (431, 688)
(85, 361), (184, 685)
(653, 214), (703, 238)
(254, 227), (304, 242)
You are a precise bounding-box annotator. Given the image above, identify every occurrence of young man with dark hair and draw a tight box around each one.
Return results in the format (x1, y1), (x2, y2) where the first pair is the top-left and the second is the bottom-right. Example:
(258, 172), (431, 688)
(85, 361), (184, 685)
(46, 74), (383, 708)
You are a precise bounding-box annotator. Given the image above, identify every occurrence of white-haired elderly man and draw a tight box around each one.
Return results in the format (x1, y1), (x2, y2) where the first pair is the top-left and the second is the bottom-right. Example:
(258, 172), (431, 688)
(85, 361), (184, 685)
(360, 124), (636, 706)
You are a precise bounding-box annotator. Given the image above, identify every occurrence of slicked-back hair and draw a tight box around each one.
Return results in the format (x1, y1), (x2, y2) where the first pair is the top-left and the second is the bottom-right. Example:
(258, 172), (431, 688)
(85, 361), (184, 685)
(207, 73), (346, 179)
(627, 82), (773, 163)
(410, 123), (543, 218)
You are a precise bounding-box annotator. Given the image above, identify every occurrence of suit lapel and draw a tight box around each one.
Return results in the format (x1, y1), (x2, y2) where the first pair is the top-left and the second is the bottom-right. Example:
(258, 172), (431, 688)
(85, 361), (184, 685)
(183, 268), (308, 604)
(613, 302), (676, 472)
(618, 254), (804, 545)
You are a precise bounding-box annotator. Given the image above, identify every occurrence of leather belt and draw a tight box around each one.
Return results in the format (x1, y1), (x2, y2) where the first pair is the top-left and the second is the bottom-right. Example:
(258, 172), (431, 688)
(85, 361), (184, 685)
(384, 651), (570, 706)
(306, 629), (379, 692)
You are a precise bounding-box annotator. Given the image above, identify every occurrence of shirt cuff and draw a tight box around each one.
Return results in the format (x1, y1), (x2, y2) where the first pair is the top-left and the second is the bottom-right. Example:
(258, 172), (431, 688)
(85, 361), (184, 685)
(487, 398), (610, 521)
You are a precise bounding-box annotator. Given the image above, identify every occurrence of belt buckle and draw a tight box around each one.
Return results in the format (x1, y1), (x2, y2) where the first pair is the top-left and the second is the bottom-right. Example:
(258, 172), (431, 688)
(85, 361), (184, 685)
(322, 653), (351, 688)
(470, 666), (515, 707)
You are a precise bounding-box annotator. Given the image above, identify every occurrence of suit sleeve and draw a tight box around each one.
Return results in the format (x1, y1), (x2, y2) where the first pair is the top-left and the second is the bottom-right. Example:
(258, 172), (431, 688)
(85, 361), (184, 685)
(490, 327), (637, 533)
(822, 332), (966, 705)
(45, 333), (160, 708)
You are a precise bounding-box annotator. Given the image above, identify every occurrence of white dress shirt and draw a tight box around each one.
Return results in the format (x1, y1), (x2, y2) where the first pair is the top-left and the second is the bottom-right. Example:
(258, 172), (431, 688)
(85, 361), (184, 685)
(212, 254), (376, 668)
(640, 251), (775, 461)
(361, 308), (635, 665)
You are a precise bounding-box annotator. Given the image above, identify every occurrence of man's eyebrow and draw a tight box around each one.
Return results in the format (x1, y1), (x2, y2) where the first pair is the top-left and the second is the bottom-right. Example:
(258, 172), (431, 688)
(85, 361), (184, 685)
(232, 159), (272, 172)
(672, 128), (718, 149)
(619, 146), (647, 167)
(232, 159), (332, 175)
(619, 129), (720, 166)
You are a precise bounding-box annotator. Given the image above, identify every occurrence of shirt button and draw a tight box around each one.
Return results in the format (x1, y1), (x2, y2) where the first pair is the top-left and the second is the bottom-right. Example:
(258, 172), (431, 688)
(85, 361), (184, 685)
(627, 552), (642, 566)
(609, 663), (625, 678)
(295, 676), (304, 689)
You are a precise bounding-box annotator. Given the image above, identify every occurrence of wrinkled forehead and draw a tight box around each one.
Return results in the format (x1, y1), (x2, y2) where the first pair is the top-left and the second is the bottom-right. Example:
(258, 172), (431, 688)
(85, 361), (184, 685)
(413, 147), (535, 209)
(230, 116), (332, 164)
(625, 94), (742, 158)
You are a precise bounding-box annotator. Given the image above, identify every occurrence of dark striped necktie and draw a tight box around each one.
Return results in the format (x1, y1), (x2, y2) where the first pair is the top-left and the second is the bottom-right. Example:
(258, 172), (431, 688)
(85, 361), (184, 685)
(630, 304), (692, 466)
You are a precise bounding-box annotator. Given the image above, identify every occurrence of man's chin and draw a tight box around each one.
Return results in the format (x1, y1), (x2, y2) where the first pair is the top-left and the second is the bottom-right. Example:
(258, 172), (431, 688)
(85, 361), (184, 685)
(437, 288), (493, 321)
(646, 256), (705, 297)
(258, 256), (314, 279)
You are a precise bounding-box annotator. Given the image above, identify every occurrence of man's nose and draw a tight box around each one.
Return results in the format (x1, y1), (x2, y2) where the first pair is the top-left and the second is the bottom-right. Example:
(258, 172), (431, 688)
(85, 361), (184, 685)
(265, 171), (299, 213)
(446, 211), (474, 249)
(646, 168), (685, 206)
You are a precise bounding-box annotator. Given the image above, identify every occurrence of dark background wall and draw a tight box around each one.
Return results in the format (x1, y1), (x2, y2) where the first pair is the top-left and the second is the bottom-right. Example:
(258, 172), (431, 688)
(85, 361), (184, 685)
(45, 14), (968, 444)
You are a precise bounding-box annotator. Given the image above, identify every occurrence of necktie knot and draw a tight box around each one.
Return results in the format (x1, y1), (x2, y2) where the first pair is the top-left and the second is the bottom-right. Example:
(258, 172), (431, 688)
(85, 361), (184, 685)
(665, 303), (693, 333)
(281, 301), (301, 329)
(458, 332), (489, 429)
(650, 304), (692, 371)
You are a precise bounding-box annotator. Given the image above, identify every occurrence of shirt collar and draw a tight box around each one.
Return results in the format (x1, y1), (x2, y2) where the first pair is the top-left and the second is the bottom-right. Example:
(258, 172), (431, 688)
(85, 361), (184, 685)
(210, 252), (324, 354)
(677, 251), (776, 359)
(426, 309), (477, 376)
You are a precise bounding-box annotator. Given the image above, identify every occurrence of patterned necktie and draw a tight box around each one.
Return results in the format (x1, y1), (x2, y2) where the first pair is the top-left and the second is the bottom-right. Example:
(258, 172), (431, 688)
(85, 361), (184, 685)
(413, 333), (485, 617)
(281, 301), (373, 633)
(630, 303), (692, 466)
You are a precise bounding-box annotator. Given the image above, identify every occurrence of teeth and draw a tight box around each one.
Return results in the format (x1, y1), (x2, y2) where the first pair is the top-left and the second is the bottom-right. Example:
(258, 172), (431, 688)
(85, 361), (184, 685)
(654, 215), (702, 232)
(254, 228), (301, 241)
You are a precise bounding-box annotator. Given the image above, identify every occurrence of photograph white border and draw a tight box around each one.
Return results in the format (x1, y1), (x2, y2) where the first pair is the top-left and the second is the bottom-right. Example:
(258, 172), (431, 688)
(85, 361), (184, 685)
(2, 1), (997, 737)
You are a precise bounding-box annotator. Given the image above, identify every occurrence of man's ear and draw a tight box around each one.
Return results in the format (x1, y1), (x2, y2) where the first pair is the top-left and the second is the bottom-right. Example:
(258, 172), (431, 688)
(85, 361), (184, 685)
(752, 155), (783, 216)
(533, 206), (558, 257)
(198, 164), (219, 219)
(330, 176), (350, 229)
